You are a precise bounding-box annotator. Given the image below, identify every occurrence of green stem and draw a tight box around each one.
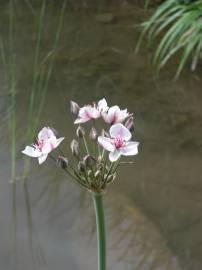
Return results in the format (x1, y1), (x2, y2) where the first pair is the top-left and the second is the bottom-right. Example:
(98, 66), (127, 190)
(92, 193), (106, 270)
(83, 135), (90, 155)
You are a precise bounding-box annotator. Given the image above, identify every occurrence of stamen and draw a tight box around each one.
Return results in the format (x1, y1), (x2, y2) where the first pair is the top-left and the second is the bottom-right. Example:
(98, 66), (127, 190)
(113, 135), (125, 149)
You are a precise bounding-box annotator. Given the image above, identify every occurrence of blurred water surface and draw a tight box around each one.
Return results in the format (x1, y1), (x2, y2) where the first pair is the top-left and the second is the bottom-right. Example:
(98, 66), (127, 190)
(0, 1), (202, 270)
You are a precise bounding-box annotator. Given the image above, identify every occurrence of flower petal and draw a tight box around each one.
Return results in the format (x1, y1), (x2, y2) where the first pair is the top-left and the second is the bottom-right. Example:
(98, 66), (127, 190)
(38, 127), (55, 140)
(78, 107), (90, 119)
(77, 106), (100, 122)
(55, 137), (65, 148)
(107, 106), (121, 124)
(22, 146), (41, 157)
(38, 154), (48, 164)
(70, 101), (80, 114)
(109, 150), (121, 162)
(98, 98), (108, 112)
(42, 142), (53, 154)
(109, 123), (131, 141)
(120, 109), (129, 122)
(120, 141), (139, 156)
(74, 117), (89, 124)
(85, 107), (100, 119)
(98, 136), (115, 152)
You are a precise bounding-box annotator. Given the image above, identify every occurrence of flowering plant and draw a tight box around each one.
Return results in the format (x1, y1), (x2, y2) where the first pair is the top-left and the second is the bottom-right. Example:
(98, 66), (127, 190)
(22, 98), (139, 270)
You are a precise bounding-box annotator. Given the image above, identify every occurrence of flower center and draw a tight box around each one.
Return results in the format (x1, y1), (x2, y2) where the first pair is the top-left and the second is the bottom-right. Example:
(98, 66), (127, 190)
(35, 139), (44, 151)
(113, 135), (125, 149)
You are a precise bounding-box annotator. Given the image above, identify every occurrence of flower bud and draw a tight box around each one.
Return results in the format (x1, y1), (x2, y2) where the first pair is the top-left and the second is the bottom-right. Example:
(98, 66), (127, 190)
(84, 155), (96, 168)
(89, 127), (97, 140)
(87, 170), (93, 178)
(97, 156), (102, 163)
(70, 101), (80, 115)
(106, 174), (115, 183)
(78, 161), (86, 173)
(124, 116), (134, 132)
(104, 174), (108, 181)
(70, 139), (79, 156)
(56, 156), (68, 169)
(76, 126), (85, 138)
(95, 170), (101, 180)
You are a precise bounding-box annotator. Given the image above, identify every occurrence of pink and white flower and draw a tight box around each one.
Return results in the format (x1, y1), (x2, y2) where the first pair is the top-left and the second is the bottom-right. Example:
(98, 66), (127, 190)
(22, 127), (64, 164)
(101, 105), (129, 124)
(98, 123), (139, 162)
(74, 98), (108, 124)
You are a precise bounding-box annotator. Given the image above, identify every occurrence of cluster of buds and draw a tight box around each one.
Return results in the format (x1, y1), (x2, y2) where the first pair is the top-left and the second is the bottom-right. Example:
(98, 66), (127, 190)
(22, 98), (139, 193)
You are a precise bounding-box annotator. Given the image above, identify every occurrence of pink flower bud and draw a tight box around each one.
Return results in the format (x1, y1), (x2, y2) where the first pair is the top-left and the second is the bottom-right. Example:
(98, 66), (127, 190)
(84, 155), (96, 167)
(70, 101), (80, 115)
(70, 139), (79, 156)
(57, 156), (68, 169)
(124, 116), (134, 132)
(76, 126), (85, 138)
(78, 161), (86, 172)
(89, 127), (97, 140)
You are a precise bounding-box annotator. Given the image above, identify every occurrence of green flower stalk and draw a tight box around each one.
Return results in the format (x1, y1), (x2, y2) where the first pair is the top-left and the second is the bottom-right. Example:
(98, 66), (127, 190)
(92, 192), (106, 270)
(22, 98), (140, 270)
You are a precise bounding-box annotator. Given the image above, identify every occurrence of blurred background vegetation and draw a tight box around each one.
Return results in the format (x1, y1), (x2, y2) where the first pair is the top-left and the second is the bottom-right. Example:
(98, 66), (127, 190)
(140, 0), (202, 77)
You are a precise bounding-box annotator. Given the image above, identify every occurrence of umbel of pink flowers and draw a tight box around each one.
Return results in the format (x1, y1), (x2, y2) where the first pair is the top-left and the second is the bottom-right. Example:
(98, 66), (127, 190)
(22, 99), (139, 192)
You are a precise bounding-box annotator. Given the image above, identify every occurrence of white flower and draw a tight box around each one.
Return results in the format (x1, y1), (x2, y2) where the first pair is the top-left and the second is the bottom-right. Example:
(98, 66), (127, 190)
(98, 123), (139, 162)
(101, 105), (129, 124)
(74, 98), (109, 124)
(22, 127), (64, 164)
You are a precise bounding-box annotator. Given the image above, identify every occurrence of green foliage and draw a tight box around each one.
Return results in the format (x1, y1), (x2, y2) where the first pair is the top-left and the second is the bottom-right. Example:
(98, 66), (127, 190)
(139, 0), (202, 77)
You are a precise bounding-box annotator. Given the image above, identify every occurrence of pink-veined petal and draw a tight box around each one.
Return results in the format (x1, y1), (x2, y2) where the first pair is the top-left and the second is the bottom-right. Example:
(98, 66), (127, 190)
(38, 154), (48, 164)
(120, 141), (139, 156)
(98, 136), (115, 152)
(109, 123), (131, 141)
(109, 150), (121, 162)
(98, 98), (108, 112)
(107, 106), (121, 124)
(38, 127), (55, 140)
(22, 146), (41, 157)
(74, 117), (89, 124)
(85, 106), (100, 119)
(78, 107), (89, 118)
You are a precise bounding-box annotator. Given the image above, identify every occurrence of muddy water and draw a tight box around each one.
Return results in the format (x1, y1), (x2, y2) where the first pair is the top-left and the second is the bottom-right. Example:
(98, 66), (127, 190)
(0, 1), (202, 270)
